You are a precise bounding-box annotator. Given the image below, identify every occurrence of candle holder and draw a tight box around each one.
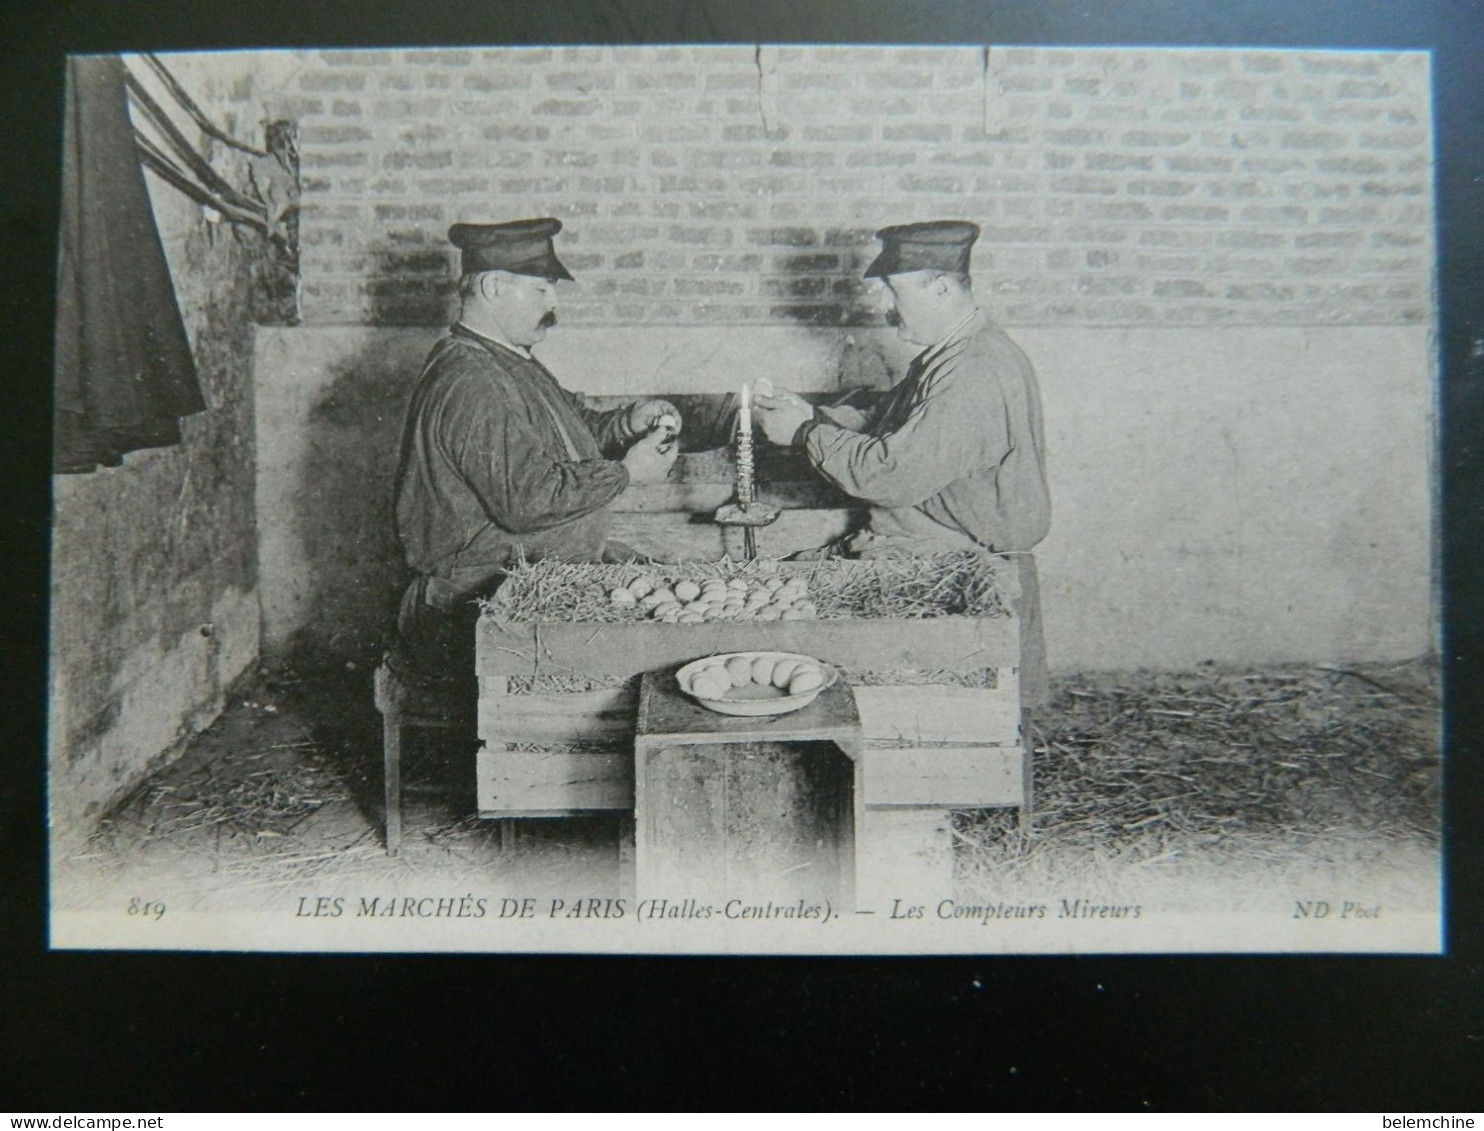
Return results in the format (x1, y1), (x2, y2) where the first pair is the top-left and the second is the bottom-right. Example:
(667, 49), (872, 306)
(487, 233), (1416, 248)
(714, 502), (781, 561)
(714, 384), (779, 560)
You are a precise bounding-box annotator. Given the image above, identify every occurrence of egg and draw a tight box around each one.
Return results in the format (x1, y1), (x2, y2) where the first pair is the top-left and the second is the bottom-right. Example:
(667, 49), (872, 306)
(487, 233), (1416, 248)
(727, 578), (749, 592)
(652, 588), (677, 607)
(751, 658), (777, 685)
(691, 672), (729, 700)
(725, 656), (755, 687)
(678, 611), (706, 624)
(792, 601), (818, 617)
(770, 660), (801, 688)
(657, 605), (682, 623)
(788, 666), (825, 695)
(781, 608), (807, 620)
(756, 607), (782, 621)
(629, 576), (655, 599)
(610, 587), (636, 605)
(674, 580), (701, 603)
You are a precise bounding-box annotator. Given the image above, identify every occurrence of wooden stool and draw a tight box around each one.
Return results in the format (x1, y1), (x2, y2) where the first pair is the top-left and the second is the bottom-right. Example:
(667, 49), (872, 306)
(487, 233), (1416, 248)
(372, 658), (467, 856)
(632, 671), (864, 908)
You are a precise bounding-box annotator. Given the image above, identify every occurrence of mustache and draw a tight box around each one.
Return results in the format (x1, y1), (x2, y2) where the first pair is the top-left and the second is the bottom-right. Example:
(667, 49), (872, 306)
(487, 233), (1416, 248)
(538, 311), (558, 329)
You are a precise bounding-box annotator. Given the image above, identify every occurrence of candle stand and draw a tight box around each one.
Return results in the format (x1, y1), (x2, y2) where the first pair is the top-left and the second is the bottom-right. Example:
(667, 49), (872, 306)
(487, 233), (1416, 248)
(716, 382), (781, 560)
(713, 501), (781, 561)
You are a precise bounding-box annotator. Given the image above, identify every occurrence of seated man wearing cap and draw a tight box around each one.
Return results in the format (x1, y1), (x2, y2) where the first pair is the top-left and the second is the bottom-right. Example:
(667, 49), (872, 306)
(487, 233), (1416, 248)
(393, 217), (680, 691)
(753, 220), (1052, 704)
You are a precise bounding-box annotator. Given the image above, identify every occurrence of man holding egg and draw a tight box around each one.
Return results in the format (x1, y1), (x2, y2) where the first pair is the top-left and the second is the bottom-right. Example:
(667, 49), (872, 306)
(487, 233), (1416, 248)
(392, 217), (682, 690)
(753, 220), (1052, 704)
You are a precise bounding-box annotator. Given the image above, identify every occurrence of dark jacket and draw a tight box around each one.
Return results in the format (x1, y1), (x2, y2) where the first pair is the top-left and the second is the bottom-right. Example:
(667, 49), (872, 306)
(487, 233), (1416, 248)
(394, 324), (636, 598)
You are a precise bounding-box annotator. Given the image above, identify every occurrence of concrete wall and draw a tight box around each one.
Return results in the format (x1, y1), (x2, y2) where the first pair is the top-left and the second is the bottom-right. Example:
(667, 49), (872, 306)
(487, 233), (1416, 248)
(48, 56), (267, 848)
(254, 322), (1435, 673)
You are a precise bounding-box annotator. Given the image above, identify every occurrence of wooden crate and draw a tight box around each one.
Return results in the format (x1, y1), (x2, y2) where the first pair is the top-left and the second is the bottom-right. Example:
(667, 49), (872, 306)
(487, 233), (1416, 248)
(475, 561), (1026, 819)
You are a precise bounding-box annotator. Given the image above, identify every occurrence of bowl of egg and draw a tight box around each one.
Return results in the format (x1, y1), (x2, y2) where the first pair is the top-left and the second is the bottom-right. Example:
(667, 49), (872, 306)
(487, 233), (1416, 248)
(675, 651), (837, 717)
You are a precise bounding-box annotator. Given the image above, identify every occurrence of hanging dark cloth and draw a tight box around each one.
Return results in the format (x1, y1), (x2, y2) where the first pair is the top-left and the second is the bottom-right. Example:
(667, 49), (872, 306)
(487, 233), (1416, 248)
(54, 54), (206, 473)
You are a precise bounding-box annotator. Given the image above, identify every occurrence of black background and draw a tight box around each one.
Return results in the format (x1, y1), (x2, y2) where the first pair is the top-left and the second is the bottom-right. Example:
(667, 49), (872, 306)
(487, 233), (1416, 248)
(1, 0), (1480, 1112)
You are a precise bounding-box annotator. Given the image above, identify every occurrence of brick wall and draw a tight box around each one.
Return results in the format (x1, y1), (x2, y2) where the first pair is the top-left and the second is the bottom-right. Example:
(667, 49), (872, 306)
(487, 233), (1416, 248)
(262, 45), (1433, 327)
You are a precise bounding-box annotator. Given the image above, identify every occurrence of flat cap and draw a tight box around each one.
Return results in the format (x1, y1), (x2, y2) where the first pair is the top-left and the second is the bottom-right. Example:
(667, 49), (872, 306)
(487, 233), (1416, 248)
(448, 217), (574, 280)
(863, 219), (980, 279)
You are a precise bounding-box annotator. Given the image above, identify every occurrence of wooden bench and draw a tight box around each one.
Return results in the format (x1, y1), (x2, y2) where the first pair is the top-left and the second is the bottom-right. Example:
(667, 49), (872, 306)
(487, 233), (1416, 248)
(372, 658), (470, 856)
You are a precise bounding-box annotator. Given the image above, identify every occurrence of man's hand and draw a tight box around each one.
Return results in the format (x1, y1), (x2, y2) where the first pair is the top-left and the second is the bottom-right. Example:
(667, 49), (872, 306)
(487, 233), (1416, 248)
(621, 428), (679, 484)
(626, 398), (682, 441)
(754, 389), (814, 447)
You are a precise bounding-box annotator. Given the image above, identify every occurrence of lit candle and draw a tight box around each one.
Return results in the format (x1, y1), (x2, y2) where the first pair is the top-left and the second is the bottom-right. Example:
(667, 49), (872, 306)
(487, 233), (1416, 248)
(736, 382), (755, 507)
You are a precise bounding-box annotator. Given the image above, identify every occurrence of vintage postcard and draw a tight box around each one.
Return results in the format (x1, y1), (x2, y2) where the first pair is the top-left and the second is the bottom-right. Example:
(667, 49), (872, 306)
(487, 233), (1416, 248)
(48, 43), (1440, 954)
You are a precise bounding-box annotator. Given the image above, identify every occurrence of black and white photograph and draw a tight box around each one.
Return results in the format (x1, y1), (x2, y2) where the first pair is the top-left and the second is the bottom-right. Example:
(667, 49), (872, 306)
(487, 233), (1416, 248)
(45, 40), (1443, 954)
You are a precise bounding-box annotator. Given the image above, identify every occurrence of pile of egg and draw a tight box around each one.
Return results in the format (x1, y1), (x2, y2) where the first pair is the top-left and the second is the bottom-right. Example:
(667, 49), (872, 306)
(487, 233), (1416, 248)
(689, 655), (827, 701)
(610, 574), (816, 624)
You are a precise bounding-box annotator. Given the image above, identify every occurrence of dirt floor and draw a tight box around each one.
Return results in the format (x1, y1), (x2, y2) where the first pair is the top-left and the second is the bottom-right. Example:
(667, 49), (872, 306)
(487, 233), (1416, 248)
(51, 656), (1441, 920)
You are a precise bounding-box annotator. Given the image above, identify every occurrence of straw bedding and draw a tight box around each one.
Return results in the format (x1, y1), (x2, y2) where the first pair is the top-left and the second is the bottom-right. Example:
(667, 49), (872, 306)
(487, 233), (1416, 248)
(956, 661), (1440, 877)
(483, 551), (1012, 624)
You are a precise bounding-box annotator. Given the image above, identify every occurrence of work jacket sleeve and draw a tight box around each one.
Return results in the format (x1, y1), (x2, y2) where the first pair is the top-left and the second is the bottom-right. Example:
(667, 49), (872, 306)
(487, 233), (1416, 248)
(814, 389), (876, 432)
(803, 368), (1011, 510)
(441, 374), (630, 534)
(815, 403), (874, 431)
(570, 392), (640, 459)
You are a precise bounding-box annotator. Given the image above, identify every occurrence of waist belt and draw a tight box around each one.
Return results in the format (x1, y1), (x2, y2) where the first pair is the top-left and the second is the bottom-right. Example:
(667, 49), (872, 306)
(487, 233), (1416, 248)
(421, 575), (466, 613)
(421, 567), (504, 612)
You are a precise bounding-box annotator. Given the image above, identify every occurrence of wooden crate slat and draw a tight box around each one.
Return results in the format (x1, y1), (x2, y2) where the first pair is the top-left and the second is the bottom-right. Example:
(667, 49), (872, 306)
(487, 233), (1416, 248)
(476, 748), (633, 813)
(862, 745), (1025, 809)
(854, 684), (1021, 746)
(477, 686), (637, 744)
(608, 508), (856, 564)
(477, 615), (1018, 677)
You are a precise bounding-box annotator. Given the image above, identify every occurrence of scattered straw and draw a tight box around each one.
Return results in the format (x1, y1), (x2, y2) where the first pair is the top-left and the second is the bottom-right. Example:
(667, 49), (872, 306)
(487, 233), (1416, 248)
(507, 673), (637, 695)
(956, 661), (1441, 884)
(837, 667), (998, 688)
(109, 747), (349, 844)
